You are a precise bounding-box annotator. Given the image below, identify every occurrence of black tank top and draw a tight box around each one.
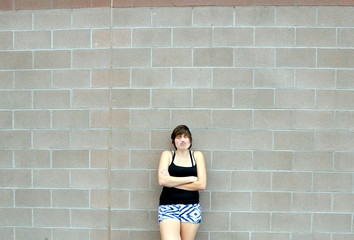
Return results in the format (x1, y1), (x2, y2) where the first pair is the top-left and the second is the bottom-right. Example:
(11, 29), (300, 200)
(159, 151), (199, 205)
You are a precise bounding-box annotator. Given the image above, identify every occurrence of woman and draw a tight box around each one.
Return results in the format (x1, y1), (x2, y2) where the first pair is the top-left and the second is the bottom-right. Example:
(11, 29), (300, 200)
(158, 125), (207, 240)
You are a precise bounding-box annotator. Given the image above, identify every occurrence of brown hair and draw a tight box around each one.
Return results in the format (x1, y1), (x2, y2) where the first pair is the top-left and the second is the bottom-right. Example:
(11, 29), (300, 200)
(171, 125), (192, 149)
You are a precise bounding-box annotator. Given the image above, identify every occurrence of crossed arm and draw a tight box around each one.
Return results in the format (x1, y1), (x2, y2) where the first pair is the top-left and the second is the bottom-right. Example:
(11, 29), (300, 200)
(158, 150), (207, 191)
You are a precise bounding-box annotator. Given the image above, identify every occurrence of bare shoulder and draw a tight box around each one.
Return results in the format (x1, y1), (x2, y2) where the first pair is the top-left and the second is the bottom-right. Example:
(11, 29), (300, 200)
(159, 150), (173, 170)
(193, 150), (204, 161)
(160, 150), (173, 161)
(161, 150), (172, 157)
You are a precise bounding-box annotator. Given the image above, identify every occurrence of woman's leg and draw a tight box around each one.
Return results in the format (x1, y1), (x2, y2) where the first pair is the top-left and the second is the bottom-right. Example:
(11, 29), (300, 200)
(180, 222), (199, 240)
(160, 219), (181, 240)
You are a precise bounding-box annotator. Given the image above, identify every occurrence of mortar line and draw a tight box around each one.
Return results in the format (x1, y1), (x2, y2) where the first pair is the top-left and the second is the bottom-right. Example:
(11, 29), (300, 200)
(107, 1), (114, 240)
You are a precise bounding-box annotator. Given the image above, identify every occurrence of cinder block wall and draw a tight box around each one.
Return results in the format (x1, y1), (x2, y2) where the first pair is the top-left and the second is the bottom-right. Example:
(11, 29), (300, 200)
(1, 1), (354, 240)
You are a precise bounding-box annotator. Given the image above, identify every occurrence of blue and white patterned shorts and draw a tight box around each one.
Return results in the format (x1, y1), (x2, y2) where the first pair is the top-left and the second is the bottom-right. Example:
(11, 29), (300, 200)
(158, 204), (202, 223)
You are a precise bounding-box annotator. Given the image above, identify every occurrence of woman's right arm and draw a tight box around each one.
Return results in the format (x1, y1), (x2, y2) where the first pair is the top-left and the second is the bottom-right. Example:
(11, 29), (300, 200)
(158, 151), (197, 188)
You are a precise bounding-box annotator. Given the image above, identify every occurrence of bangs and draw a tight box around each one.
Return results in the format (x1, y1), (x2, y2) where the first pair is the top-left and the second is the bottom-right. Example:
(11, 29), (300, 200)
(174, 128), (191, 138)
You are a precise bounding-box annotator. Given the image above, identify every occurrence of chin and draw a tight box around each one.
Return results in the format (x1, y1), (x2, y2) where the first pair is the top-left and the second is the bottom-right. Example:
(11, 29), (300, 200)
(178, 146), (190, 150)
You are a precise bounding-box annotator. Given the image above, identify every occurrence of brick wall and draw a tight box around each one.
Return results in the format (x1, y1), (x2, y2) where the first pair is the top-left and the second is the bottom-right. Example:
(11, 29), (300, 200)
(2, 0), (354, 10)
(1, 3), (354, 240)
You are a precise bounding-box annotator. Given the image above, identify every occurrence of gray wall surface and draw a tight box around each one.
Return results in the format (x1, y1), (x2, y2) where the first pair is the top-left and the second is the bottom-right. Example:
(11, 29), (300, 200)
(0, 6), (354, 240)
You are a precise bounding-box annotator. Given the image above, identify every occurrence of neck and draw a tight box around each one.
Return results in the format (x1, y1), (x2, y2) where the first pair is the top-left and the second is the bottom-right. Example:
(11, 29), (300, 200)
(175, 149), (189, 155)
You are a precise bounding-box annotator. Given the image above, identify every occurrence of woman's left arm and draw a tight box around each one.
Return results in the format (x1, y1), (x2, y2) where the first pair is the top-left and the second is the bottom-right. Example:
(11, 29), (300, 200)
(174, 151), (207, 191)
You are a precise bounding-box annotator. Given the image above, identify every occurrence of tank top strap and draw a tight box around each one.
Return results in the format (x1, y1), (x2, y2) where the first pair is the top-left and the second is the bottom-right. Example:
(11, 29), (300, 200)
(171, 151), (176, 164)
(189, 150), (196, 166)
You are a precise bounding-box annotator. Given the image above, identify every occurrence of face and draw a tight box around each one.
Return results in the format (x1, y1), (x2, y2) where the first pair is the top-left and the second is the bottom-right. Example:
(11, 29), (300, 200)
(174, 134), (191, 150)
